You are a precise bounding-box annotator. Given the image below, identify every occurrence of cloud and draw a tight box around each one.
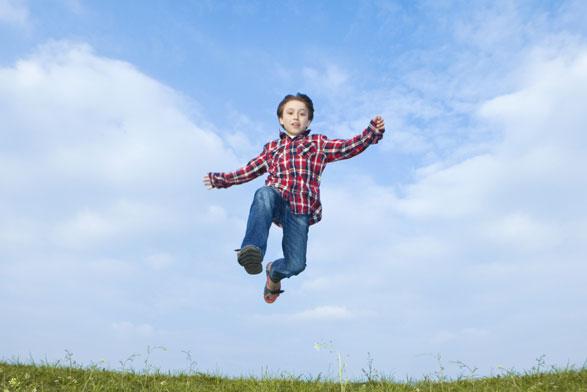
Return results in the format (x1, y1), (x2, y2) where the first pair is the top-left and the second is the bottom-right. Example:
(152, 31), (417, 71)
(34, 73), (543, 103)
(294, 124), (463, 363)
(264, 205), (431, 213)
(287, 305), (354, 321)
(51, 200), (175, 250)
(61, 0), (84, 15)
(0, 0), (29, 27)
(250, 305), (355, 324)
(0, 40), (237, 232)
(430, 327), (490, 345)
(398, 47), (587, 223)
(302, 64), (349, 93)
(302, 42), (587, 376)
(145, 252), (174, 271)
(0, 41), (253, 369)
(2, 2), (587, 379)
(453, 2), (525, 51)
(111, 321), (156, 338)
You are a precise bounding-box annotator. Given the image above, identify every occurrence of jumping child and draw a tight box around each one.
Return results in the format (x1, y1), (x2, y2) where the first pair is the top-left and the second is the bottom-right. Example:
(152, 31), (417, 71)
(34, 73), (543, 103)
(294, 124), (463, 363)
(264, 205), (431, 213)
(203, 93), (385, 304)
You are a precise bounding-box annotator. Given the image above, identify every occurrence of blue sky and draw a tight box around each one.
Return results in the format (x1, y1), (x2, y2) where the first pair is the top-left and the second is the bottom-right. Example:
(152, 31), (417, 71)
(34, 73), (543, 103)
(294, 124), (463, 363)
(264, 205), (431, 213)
(1, 0), (587, 380)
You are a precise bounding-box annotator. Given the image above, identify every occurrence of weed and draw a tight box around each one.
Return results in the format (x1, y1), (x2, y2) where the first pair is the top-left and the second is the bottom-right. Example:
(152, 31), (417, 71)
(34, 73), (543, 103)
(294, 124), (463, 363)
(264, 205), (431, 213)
(360, 352), (380, 384)
(314, 341), (349, 391)
(1, 350), (586, 391)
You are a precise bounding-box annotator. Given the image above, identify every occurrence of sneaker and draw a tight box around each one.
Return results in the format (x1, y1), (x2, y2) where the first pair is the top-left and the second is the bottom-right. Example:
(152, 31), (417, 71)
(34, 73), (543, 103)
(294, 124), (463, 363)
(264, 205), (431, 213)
(236, 245), (262, 275)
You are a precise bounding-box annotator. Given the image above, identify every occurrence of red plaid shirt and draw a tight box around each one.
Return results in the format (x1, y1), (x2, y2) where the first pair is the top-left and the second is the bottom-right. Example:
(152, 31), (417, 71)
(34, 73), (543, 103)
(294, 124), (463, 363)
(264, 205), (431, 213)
(209, 120), (384, 225)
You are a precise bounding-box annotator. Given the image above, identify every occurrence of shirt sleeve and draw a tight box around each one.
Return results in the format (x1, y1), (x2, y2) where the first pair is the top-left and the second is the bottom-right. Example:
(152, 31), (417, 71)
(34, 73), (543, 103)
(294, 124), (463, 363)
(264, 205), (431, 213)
(322, 119), (385, 163)
(208, 143), (270, 188)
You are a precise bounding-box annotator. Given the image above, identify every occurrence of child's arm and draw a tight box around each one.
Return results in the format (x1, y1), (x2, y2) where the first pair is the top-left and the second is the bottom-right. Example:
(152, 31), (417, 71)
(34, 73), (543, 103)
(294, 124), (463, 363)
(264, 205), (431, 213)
(322, 116), (385, 163)
(203, 144), (270, 189)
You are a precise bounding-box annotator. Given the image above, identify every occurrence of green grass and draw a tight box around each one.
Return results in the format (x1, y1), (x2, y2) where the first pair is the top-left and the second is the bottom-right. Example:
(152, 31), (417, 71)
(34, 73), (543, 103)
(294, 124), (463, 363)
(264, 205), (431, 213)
(1, 359), (586, 392)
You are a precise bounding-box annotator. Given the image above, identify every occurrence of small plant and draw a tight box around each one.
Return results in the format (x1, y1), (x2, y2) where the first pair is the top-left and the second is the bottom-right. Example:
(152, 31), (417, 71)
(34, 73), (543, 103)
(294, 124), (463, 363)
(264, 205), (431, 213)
(313, 341), (348, 391)
(361, 352), (381, 384)
(2, 349), (586, 391)
(181, 350), (199, 375)
(143, 345), (167, 374)
(452, 359), (478, 380)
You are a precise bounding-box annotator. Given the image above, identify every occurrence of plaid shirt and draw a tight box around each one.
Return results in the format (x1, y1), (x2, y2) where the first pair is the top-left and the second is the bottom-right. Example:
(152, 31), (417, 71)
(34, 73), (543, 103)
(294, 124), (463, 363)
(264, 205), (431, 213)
(209, 120), (384, 225)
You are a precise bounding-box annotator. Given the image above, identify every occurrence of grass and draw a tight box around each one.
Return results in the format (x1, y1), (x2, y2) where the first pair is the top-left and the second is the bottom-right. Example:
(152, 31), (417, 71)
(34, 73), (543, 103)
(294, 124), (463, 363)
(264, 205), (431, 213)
(1, 352), (586, 391)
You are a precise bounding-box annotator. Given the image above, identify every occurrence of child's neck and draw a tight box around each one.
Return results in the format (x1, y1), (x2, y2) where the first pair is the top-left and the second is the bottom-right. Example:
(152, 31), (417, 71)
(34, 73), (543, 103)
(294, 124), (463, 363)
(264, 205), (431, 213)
(284, 129), (307, 139)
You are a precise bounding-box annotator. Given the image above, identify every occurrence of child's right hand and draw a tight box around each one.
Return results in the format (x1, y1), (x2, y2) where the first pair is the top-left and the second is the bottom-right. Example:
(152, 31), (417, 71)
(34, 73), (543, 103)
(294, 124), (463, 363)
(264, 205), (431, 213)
(203, 174), (213, 189)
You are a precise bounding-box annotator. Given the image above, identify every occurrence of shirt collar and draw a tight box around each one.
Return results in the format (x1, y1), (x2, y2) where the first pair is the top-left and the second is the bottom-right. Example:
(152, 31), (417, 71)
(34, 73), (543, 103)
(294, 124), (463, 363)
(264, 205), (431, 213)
(279, 129), (311, 140)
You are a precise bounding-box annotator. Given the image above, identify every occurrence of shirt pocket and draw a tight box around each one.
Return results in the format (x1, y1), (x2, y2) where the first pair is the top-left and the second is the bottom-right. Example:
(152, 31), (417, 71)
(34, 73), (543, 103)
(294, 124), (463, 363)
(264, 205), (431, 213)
(268, 145), (286, 168)
(298, 141), (327, 170)
(296, 141), (318, 157)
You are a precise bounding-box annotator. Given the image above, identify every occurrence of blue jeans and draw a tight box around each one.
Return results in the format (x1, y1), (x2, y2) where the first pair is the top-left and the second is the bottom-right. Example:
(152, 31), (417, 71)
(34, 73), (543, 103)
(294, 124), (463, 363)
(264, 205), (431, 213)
(241, 186), (310, 282)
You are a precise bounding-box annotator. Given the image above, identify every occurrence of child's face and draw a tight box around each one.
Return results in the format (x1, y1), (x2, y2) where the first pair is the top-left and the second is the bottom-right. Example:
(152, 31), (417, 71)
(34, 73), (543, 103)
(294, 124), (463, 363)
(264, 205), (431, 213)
(279, 100), (311, 137)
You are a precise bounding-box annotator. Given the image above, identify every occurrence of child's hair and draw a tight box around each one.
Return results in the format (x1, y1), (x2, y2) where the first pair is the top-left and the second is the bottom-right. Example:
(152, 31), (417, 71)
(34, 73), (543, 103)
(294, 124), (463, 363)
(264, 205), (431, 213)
(276, 93), (314, 122)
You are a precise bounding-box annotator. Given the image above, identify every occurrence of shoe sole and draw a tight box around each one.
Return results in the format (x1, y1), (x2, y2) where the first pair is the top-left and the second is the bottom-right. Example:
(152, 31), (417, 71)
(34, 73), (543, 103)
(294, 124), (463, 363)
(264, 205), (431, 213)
(237, 246), (262, 275)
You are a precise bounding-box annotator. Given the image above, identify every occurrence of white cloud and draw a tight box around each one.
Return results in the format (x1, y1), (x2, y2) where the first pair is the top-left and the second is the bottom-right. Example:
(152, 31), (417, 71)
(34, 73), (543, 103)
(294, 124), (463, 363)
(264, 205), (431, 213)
(0, 0), (29, 27)
(111, 321), (155, 338)
(302, 64), (349, 93)
(301, 275), (356, 292)
(0, 41), (241, 250)
(61, 0), (84, 15)
(480, 212), (562, 252)
(251, 305), (355, 324)
(52, 200), (175, 250)
(145, 252), (174, 270)
(2, 2), (587, 379)
(453, 2), (525, 51)
(0, 41), (252, 371)
(223, 106), (269, 160)
(431, 327), (490, 345)
(301, 42), (587, 377)
(88, 257), (136, 277)
(1, 42), (232, 188)
(392, 49), (587, 228)
(288, 305), (354, 321)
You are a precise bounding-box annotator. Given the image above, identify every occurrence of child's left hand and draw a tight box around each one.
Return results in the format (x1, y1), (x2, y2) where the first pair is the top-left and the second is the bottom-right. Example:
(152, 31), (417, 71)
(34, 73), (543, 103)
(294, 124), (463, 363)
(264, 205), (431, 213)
(372, 115), (385, 133)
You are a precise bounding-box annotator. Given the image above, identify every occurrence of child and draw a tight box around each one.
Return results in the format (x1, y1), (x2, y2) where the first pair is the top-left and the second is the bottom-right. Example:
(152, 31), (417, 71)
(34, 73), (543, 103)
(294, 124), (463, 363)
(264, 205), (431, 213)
(203, 93), (385, 303)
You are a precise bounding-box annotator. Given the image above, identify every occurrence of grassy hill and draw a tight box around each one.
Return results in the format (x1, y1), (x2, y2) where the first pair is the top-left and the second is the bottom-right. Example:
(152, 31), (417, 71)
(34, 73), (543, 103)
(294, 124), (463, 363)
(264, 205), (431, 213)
(1, 360), (586, 391)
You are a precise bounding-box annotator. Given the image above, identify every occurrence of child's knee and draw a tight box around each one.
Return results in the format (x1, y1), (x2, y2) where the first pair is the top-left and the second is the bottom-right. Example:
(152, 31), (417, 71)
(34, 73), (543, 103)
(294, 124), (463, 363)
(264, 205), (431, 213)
(253, 186), (275, 204)
(290, 259), (306, 276)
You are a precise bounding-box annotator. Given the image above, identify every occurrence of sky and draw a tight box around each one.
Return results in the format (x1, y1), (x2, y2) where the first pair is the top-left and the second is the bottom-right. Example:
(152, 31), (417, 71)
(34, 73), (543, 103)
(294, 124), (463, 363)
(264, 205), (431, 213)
(1, 0), (587, 381)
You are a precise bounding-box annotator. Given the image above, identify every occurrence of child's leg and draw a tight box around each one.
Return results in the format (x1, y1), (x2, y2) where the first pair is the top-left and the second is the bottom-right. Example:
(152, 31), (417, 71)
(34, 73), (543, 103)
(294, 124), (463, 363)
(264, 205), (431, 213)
(268, 205), (310, 282)
(240, 186), (283, 258)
